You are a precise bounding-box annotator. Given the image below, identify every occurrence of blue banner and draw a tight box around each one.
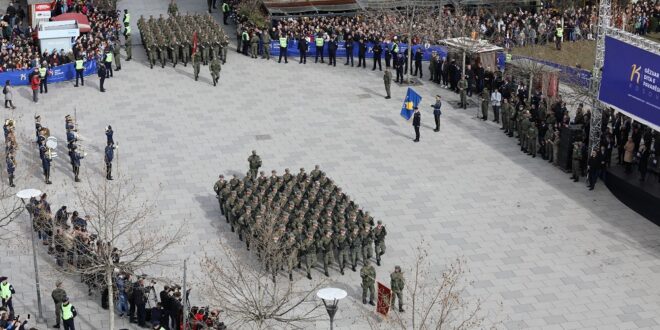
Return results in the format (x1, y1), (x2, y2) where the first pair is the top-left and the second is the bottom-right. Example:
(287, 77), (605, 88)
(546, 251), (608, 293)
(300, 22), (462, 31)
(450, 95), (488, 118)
(0, 60), (98, 86)
(401, 88), (422, 120)
(599, 36), (660, 130)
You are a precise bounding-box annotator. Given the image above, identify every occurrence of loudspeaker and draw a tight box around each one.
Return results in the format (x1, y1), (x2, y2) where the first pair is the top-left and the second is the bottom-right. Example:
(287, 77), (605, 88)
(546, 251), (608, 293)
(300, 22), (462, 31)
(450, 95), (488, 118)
(558, 125), (584, 171)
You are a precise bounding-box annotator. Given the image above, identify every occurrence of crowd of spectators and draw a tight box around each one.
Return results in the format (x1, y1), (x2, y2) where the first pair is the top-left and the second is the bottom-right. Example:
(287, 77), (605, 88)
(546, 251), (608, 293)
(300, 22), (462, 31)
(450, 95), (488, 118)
(0, 0), (121, 73)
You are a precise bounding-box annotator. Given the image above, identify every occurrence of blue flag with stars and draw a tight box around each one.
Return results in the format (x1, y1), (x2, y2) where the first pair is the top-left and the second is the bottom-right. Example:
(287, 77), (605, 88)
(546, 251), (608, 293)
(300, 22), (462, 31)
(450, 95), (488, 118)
(400, 88), (422, 120)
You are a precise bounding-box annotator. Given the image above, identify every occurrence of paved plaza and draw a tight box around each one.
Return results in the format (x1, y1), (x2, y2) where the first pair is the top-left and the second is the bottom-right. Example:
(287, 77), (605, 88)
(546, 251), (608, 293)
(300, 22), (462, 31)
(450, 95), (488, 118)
(3, 0), (660, 329)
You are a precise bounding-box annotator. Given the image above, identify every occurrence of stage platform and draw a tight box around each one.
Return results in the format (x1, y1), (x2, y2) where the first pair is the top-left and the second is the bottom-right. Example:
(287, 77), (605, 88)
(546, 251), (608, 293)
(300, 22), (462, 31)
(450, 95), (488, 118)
(605, 165), (660, 223)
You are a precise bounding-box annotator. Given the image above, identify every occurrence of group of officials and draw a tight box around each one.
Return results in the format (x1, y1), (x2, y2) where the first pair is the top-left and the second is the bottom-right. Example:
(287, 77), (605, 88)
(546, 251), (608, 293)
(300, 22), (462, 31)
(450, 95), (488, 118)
(137, 12), (228, 85)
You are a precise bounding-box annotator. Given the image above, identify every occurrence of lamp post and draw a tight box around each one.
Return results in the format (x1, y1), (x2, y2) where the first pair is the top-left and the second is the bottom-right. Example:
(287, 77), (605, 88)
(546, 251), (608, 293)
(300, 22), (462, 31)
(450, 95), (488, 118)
(16, 188), (45, 322)
(317, 287), (347, 330)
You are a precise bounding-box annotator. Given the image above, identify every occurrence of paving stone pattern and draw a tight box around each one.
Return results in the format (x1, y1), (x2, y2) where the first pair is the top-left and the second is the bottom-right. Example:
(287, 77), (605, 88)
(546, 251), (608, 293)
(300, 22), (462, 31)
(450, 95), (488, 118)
(2, 0), (660, 329)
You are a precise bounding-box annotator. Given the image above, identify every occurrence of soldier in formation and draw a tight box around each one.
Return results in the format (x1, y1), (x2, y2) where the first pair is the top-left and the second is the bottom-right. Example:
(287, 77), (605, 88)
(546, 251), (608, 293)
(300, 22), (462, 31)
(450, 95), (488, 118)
(214, 158), (387, 281)
(4, 119), (17, 187)
(137, 13), (228, 78)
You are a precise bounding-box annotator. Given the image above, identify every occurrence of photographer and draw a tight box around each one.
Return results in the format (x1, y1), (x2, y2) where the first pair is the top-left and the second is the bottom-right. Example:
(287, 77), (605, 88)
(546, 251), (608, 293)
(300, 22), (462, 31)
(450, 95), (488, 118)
(0, 312), (30, 330)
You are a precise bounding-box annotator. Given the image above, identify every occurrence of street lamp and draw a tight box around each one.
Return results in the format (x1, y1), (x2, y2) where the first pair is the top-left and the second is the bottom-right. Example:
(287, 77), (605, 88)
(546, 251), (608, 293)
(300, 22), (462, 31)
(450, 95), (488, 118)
(16, 188), (45, 322)
(317, 287), (347, 330)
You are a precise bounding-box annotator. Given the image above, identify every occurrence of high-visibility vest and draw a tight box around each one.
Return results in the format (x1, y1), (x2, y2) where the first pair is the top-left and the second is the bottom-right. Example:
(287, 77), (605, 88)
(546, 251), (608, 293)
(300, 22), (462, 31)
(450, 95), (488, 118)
(556, 27), (563, 37)
(105, 52), (113, 62)
(505, 53), (512, 63)
(125, 26), (131, 35)
(222, 3), (229, 12)
(242, 31), (249, 41)
(315, 37), (323, 47)
(392, 43), (399, 53)
(0, 283), (11, 300)
(279, 37), (287, 48)
(123, 13), (130, 24)
(75, 60), (84, 70)
(62, 304), (73, 320)
(39, 67), (47, 77)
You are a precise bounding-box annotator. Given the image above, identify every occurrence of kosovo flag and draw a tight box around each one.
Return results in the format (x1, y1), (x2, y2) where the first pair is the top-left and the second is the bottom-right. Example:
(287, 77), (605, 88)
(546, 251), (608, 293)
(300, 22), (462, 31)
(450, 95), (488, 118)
(400, 88), (422, 120)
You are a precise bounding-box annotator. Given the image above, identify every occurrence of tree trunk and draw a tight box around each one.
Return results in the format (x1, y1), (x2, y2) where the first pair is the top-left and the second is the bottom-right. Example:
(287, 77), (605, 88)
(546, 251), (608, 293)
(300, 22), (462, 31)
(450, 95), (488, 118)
(106, 268), (115, 330)
(462, 50), (466, 78)
(528, 72), (533, 103)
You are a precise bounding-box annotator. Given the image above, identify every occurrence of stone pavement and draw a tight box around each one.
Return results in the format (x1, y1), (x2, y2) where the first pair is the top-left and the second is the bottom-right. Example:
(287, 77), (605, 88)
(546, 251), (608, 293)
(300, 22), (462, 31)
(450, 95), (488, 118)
(2, 0), (660, 329)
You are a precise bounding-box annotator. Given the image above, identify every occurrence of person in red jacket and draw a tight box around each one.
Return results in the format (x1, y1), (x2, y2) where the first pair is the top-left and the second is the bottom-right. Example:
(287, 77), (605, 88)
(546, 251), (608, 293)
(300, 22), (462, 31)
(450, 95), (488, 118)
(30, 68), (40, 103)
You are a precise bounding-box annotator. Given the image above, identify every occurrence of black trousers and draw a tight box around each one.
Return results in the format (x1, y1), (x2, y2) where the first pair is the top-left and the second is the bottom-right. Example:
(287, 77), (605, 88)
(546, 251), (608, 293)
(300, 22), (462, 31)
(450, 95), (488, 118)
(434, 114), (440, 130)
(345, 50), (353, 65)
(278, 47), (287, 63)
(99, 76), (105, 91)
(299, 50), (306, 63)
(106, 162), (112, 178)
(4, 100), (14, 108)
(372, 57), (381, 70)
(414, 62), (422, 77)
(315, 46), (324, 62)
(414, 126), (420, 141)
(385, 54), (391, 67)
(223, 12), (228, 24)
(129, 301), (136, 321)
(137, 303), (146, 326)
(63, 318), (75, 330)
(358, 54), (366, 67)
(105, 62), (113, 77)
(329, 51), (336, 66)
(396, 68), (403, 82)
(40, 77), (48, 93)
(75, 69), (84, 86)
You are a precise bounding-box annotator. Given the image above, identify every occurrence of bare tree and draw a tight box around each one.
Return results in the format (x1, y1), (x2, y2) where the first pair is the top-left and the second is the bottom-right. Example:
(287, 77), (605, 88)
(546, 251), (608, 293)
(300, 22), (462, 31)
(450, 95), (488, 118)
(201, 208), (325, 329)
(366, 242), (493, 330)
(44, 176), (185, 330)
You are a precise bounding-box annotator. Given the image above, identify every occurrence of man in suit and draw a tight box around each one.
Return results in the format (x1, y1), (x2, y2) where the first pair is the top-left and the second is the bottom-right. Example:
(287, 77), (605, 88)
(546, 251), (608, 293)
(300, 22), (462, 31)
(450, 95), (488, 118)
(412, 107), (421, 142)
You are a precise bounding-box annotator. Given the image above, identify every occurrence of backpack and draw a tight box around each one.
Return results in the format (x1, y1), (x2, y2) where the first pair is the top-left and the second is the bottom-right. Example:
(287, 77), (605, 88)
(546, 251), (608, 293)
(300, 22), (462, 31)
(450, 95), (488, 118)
(2, 86), (6, 94)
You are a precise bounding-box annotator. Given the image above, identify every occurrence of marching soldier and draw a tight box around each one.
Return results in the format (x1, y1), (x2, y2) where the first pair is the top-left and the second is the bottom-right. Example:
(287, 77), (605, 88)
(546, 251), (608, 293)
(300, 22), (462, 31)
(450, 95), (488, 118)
(104, 142), (115, 180)
(158, 37), (168, 68)
(192, 51), (201, 81)
(145, 38), (156, 69)
(168, 0), (178, 17)
(170, 36), (179, 67)
(373, 220), (387, 266)
(361, 226), (374, 265)
(360, 260), (376, 305)
(42, 146), (52, 184)
(284, 234), (298, 281)
(6, 153), (15, 187)
(248, 150), (262, 179)
(201, 34), (210, 65)
(335, 228), (350, 275)
(213, 174), (226, 213)
(220, 38), (229, 64)
(390, 266), (405, 312)
(301, 233), (316, 279)
(349, 227), (361, 271)
(181, 37), (191, 67)
(209, 56), (221, 86)
(319, 231), (334, 277)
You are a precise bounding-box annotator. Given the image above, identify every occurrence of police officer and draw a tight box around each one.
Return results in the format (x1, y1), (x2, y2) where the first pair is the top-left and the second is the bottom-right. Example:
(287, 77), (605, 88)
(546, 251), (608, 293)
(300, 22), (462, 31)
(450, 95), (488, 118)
(0, 276), (15, 315)
(327, 36), (338, 67)
(555, 25), (563, 50)
(103, 48), (113, 78)
(413, 47), (423, 78)
(431, 95), (442, 132)
(412, 107), (421, 142)
(314, 33), (324, 63)
(39, 61), (49, 94)
(360, 260), (376, 305)
(278, 34), (288, 64)
(345, 35), (354, 66)
(357, 38), (367, 68)
(394, 53), (404, 83)
(105, 142), (115, 180)
(297, 35), (308, 64)
(383, 68), (392, 99)
(61, 296), (77, 330)
(222, 1), (230, 25)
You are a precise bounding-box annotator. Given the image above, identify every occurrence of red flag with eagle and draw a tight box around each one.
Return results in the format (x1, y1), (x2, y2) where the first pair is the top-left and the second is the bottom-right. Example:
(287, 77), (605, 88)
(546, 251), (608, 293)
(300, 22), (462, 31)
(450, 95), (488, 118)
(192, 31), (199, 56)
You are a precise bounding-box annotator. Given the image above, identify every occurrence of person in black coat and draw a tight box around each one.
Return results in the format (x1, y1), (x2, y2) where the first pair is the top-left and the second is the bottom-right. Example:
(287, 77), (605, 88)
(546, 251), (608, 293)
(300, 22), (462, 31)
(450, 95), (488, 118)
(587, 150), (602, 190)
(413, 48), (423, 78)
(372, 40), (382, 71)
(328, 36), (338, 66)
(298, 36), (308, 64)
(345, 35), (354, 66)
(97, 61), (107, 92)
(638, 145), (651, 181)
(357, 38), (367, 68)
(412, 107), (421, 142)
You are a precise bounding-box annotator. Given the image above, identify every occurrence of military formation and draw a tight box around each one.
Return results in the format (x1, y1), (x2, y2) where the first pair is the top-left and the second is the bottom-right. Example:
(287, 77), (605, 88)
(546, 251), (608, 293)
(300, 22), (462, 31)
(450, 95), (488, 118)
(213, 151), (388, 282)
(137, 12), (228, 84)
(3, 119), (17, 187)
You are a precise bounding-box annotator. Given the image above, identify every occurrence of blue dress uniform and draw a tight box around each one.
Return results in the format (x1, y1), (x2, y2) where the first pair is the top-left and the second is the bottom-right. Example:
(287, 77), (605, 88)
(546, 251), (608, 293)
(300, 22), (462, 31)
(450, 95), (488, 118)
(105, 143), (114, 180)
(42, 150), (52, 184)
(106, 126), (114, 144)
(72, 148), (83, 182)
(412, 109), (421, 142)
(6, 155), (15, 187)
(432, 98), (442, 132)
